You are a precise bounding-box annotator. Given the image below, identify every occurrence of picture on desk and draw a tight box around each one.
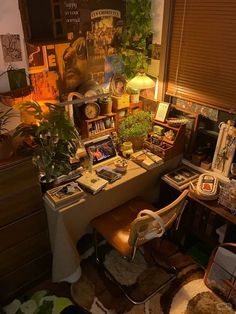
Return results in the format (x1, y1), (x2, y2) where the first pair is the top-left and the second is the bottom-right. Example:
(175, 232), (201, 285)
(164, 166), (199, 186)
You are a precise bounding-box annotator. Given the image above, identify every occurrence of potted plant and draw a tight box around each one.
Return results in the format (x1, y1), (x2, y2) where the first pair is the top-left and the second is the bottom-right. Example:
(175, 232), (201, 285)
(14, 101), (79, 189)
(0, 108), (15, 160)
(118, 110), (152, 150)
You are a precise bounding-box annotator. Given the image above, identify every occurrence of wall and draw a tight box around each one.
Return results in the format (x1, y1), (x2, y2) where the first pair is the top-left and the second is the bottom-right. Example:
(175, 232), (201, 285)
(0, 0), (28, 93)
(0, 0), (164, 130)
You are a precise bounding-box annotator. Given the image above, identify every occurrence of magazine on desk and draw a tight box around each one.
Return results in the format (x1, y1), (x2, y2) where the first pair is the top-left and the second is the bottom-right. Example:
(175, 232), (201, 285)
(45, 181), (85, 208)
(162, 165), (200, 190)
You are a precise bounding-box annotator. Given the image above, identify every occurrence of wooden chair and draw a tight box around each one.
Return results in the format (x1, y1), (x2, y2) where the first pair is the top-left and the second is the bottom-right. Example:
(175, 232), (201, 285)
(91, 189), (188, 304)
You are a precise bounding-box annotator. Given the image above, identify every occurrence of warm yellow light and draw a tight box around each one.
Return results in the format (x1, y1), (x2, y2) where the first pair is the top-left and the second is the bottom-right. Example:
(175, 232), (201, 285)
(154, 79), (159, 100)
(127, 72), (155, 90)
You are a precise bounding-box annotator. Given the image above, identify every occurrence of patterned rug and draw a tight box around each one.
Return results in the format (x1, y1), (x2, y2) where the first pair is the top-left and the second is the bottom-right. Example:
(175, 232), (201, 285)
(71, 240), (214, 313)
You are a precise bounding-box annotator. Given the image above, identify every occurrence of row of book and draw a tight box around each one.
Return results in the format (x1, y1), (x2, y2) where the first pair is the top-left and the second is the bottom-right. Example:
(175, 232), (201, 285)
(88, 118), (115, 136)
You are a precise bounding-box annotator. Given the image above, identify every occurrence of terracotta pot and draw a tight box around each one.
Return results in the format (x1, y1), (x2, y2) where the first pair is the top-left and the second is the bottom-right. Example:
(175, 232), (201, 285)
(0, 135), (14, 161)
(129, 136), (145, 151)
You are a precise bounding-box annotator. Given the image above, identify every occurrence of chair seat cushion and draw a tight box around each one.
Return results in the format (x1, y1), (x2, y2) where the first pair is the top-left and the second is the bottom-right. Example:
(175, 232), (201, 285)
(91, 197), (157, 256)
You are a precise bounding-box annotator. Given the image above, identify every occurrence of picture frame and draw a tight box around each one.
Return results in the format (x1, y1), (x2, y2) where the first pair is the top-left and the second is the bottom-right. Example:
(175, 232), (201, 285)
(212, 122), (236, 177)
(110, 74), (126, 97)
(26, 44), (48, 74)
(155, 101), (170, 122)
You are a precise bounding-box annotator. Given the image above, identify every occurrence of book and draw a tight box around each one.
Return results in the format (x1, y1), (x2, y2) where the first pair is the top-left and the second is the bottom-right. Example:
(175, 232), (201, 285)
(46, 181), (85, 208)
(131, 151), (163, 170)
(162, 166), (199, 190)
(76, 172), (108, 194)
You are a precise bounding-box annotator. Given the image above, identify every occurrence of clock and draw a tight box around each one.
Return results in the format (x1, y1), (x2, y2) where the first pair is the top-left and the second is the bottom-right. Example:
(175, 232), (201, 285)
(84, 102), (100, 119)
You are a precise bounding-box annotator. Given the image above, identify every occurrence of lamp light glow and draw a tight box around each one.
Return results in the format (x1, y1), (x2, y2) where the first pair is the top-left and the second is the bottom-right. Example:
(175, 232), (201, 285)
(127, 71), (155, 90)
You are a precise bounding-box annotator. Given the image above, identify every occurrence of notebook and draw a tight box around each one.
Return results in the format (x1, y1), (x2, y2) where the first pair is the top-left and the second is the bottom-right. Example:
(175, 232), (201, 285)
(83, 135), (120, 169)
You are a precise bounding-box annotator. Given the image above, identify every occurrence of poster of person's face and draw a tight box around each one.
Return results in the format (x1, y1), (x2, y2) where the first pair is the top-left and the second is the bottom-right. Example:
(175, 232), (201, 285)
(54, 0), (125, 95)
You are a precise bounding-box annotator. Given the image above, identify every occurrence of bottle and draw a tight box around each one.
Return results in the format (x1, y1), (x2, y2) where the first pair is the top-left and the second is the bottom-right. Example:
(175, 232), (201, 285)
(110, 116), (115, 128)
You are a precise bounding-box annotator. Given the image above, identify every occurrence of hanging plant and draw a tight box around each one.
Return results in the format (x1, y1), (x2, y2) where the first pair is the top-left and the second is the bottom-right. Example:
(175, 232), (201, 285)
(114, 0), (153, 80)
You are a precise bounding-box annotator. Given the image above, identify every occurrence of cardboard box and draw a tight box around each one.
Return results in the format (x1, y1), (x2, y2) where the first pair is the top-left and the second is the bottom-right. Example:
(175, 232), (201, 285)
(112, 93), (130, 111)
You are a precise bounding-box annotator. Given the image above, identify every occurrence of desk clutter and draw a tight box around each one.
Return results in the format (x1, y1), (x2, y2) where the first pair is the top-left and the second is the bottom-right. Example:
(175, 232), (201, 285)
(45, 181), (85, 208)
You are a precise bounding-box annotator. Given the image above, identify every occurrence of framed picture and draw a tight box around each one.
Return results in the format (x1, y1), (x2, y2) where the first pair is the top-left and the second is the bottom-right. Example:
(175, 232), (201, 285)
(155, 102), (170, 122)
(110, 74), (126, 97)
(26, 44), (48, 74)
(212, 122), (236, 177)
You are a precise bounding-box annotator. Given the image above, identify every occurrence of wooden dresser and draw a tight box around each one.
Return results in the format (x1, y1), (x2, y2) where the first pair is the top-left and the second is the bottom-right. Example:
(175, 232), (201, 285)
(0, 157), (51, 305)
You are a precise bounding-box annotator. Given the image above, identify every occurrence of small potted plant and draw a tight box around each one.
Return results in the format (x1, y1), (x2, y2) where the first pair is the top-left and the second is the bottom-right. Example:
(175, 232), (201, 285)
(14, 101), (79, 191)
(118, 110), (152, 150)
(0, 108), (15, 161)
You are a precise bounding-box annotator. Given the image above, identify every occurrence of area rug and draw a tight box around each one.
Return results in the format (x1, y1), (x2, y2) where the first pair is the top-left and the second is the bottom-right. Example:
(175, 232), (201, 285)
(71, 241), (205, 313)
(71, 240), (235, 313)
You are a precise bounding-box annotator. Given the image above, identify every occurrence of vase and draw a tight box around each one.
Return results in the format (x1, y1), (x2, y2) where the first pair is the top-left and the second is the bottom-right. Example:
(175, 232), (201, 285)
(40, 176), (55, 194)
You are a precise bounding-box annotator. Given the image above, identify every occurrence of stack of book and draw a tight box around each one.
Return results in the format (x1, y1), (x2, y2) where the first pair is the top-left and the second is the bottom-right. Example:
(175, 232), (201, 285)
(45, 181), (85, 209)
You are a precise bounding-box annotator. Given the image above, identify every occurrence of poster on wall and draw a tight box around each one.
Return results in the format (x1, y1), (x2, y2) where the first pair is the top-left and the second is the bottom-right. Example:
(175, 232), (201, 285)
(55, 0), (125, 96)
(30, 72), (59, 101)
(26, 44), (48, 74)
(0, 34), (22, 62)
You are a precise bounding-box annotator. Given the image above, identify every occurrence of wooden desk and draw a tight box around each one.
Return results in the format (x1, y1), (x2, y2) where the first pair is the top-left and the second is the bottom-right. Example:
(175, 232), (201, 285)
(44, 157), (181, 283)
(161, 172), (235, 249)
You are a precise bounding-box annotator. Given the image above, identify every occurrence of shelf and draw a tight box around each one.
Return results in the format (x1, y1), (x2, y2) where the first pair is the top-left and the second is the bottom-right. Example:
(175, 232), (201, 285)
(153, 120), (180, 131)
(198, 128), (219, 138)
(85, 115), (107, 123)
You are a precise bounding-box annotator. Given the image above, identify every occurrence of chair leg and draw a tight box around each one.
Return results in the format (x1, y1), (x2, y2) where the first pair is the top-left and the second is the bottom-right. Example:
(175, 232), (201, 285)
(93, 229), (100, 264)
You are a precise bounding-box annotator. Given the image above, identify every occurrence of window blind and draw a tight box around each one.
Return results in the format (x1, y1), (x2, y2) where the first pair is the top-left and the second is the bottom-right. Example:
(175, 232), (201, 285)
(166, 0), (236, 112)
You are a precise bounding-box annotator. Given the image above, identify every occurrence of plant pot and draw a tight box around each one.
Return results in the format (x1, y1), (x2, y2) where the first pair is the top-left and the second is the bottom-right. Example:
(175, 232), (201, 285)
(129, 136), (145, 151)
(0, 135), (14, 161)
(40, 176), (55, 194)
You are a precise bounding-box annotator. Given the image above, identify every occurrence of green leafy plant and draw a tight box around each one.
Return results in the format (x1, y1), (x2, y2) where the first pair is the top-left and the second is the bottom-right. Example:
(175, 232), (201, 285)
(14, 101), (79, 183)
(0, 108), (15, 140)
(118, 110), (152, 142)
(115, 0), (152, 79)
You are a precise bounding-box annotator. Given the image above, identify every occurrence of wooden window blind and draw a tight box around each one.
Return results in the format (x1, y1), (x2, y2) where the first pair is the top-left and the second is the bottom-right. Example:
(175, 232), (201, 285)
(166, 0), (236, 112)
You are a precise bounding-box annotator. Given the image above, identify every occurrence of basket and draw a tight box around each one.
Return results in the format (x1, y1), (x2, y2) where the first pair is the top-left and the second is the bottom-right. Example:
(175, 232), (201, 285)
(218, 181), (236, 215)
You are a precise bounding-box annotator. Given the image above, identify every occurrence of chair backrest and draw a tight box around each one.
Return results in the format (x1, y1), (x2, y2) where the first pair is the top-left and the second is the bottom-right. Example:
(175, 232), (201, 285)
(128, 189), (188, 248)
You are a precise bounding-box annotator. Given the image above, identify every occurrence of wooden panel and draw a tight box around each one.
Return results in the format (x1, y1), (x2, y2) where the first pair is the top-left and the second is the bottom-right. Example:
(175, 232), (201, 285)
(0, 231), (51, 277)
(0, 158), (40, 197)
(0, 253), (52, 305)
(0, 210), (48, 252)
(0, 186), (43, 227)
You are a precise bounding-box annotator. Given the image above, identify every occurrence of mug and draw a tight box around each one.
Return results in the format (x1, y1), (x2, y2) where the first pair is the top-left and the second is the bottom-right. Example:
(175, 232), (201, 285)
(121, 141), (134, 158)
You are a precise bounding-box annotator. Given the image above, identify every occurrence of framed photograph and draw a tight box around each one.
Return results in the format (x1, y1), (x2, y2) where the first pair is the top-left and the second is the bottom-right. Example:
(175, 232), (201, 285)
(110, 74), (126, 97)
(155, 101), (170, 122)
(26, 44), (48, 74)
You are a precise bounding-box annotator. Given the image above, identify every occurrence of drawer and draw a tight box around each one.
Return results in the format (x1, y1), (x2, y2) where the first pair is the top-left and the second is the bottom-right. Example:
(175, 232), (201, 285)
(0, 230), (51, 277)
(0, 210), (48, 252)
(0, 158), (39, 194)
(0, 185), (43, 227)
(0, 253), (51, 305)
